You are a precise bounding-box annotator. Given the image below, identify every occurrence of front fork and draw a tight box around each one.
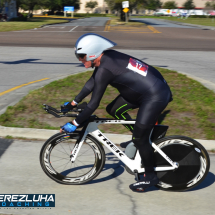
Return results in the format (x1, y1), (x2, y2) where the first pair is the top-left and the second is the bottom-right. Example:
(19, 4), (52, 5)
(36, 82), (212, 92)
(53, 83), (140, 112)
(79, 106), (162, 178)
(70, 132), (87, 162)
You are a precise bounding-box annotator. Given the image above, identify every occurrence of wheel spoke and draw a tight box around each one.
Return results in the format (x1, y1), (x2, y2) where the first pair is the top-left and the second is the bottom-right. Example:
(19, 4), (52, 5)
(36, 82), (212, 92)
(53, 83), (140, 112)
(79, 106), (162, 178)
(75, 161), (92, 172)
(73, 163), (78, 177)
(51, 157), (69, 163)
(53, 148), (68, 156)
(59, 143), (70, 156)
(68, 142), (73, 153)
(77, 148), (92, 157)
(54, 161), (71, 170)
(51, 155), (69, 160)
(63, 162), (70, 171)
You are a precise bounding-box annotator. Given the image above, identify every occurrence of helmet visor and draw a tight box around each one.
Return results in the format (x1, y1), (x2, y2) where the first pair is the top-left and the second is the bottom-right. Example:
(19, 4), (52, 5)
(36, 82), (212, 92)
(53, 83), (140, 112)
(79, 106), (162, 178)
(75, 52), (86, 60)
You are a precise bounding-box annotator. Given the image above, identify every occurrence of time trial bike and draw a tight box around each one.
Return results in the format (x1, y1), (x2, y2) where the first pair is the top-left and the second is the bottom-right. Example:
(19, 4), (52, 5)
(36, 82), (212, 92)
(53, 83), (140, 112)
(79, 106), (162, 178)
(40, 103), (210, 191)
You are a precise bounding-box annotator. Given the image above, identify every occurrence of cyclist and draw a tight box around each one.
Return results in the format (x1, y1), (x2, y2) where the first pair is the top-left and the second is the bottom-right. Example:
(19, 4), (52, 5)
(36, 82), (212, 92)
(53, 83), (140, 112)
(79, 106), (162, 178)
(60, 33), (172, 192)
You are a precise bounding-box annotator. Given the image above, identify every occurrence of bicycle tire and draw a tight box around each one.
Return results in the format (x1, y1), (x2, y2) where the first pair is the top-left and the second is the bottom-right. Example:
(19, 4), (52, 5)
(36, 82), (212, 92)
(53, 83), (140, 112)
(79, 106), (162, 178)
(40, 133), (106, 185)
(154, 135), (210, 191)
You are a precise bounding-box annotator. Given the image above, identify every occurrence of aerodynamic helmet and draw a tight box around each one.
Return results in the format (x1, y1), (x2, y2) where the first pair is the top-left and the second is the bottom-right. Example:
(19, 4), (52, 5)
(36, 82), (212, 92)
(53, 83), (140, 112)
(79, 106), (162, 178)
(74, 33), (117, 61)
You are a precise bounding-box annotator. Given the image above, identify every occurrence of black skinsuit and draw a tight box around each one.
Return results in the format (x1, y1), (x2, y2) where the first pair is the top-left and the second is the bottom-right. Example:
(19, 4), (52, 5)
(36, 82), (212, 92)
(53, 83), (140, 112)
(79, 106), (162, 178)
(74, 50), (172, 173)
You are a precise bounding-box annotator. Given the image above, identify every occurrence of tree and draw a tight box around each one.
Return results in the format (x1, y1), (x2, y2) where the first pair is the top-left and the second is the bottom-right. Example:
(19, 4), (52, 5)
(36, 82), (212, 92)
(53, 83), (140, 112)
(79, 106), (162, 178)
(18, 0), (47, 13)
(0, 0), (4, 12)
(163, 1), (177, 9)
(21, 0), (39, 13)
(183, 0), (195, 10)
(105, 0), (148, 15)
(85, 1), (98, 13)
(40, 0), (62, 13)
(105, 0), (122, 12)
(205, 1), (215, 10)
(145, 0), (162, 10)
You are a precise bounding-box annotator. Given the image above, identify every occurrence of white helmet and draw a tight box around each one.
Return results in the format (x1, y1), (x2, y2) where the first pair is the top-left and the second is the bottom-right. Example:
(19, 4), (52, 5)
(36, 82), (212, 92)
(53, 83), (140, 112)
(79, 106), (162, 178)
(75, 33), (117, 61)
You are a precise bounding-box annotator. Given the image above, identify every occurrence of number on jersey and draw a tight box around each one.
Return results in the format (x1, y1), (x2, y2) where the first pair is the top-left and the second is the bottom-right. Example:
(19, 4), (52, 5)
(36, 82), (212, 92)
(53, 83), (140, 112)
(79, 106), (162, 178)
(127, 58), (148, 77)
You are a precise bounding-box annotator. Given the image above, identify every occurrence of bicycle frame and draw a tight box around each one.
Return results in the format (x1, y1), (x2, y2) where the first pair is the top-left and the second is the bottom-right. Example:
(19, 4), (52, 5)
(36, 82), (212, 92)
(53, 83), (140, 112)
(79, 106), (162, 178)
(70, 119), (178, 173)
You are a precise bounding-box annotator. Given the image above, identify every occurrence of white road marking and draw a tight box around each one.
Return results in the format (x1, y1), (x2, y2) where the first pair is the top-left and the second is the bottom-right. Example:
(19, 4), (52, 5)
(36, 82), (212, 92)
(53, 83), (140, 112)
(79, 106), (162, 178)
(48, 26), (65, 29)
(14, 31), (108, 33)
(15, 31), (70, 32)
(69, 26), (79, 32)
(79, 27), (98, 28)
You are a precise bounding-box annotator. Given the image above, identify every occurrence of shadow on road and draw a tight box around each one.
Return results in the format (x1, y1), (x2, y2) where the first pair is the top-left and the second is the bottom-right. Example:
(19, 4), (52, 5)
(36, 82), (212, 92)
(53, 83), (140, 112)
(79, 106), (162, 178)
(86, 152), (125, 185)
(86, 151), (214, 194)
(143, 172), (215, 193)
(188, 172), (215, 192)
(0, 59), (169, 69)
(131, 19), (163, 26)
(0, 59), (84, 67)
(154, 65), (169, 68)
(0, 138), (13, 158)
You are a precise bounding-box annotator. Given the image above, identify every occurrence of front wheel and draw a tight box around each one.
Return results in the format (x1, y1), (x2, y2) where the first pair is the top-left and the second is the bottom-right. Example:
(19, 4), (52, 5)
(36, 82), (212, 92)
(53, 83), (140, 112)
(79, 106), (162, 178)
(154, 135), (210, 191)
(40, 133), (106, 185)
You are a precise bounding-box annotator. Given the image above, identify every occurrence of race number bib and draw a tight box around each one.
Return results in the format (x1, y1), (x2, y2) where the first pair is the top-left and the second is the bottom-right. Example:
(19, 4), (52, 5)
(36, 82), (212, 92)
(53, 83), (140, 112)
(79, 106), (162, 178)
(127, 58), (148, 77)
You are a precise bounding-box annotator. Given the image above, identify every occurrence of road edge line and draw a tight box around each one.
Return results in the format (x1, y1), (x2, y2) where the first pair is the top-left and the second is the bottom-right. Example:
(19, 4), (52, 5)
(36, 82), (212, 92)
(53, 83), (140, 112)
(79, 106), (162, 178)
(0, 78), (49, 97)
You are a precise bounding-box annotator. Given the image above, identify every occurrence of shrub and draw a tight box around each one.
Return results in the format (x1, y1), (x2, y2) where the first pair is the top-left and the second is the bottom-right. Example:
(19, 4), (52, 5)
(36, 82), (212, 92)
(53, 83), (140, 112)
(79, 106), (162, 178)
(73, 13), (106, 17)
(10, 15), (27, 21)
(55, 11), (64, 16)
(189, 15), (215, 18)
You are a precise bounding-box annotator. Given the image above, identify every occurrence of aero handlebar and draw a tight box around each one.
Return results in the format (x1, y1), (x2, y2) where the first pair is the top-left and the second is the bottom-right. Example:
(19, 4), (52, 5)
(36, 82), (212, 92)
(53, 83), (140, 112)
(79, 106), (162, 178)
(43, 102), (87, 118)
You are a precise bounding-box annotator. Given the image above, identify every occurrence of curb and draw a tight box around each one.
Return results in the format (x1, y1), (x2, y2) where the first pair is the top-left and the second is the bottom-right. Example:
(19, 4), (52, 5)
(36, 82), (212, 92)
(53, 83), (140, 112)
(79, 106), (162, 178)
(156, 18), (215, 30)
(0, 126), (214, 151)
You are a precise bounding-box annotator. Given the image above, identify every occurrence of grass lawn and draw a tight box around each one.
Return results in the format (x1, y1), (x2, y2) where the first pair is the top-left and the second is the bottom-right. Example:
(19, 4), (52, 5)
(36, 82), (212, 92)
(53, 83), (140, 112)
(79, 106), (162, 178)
(0, 68), (215, 140)
(0, 17), (69, 32)
(131, 15), (215, 27)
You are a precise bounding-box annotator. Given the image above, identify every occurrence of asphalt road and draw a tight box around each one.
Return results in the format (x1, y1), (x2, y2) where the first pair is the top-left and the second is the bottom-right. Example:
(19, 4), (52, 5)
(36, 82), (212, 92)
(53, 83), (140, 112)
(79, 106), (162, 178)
(0, 17), (215, 50)
(0, 139), (214, 215)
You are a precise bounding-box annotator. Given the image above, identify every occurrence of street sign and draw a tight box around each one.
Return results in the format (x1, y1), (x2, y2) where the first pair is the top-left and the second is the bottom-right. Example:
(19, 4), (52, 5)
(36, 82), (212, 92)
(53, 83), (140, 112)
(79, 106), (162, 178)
(64, 6), (74, 12)
(123, 8), (129, 13)
(122, 1), (129, 8)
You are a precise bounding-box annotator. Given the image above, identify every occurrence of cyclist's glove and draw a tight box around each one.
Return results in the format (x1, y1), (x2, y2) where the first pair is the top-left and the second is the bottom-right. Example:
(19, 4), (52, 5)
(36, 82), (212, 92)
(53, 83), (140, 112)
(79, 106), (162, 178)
(62, 102), (75, 112)
(61, 122), (77, 133)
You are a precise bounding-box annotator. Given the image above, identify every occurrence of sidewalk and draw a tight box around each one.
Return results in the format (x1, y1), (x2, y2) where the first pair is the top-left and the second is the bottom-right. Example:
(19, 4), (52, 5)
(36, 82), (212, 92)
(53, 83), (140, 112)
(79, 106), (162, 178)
(0, 126), (214, 151)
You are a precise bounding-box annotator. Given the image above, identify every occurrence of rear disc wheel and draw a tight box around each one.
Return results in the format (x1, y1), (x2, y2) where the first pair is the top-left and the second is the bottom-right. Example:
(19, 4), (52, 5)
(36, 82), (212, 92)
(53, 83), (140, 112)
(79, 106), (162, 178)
(154, 135), (210, 191)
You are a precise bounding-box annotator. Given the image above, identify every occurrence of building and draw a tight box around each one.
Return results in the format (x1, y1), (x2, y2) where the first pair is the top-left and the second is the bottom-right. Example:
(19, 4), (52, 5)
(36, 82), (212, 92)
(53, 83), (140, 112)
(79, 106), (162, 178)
(76, 0), (109, 13)
(77, 0), (212, 14)
(161, 0), (211, 8)
(19, 0), (213, 15)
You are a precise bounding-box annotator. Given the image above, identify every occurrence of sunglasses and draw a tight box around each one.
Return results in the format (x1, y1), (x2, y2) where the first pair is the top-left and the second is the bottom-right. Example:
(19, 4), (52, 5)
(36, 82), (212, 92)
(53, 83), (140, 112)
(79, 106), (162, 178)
(75, 53), (86, 59)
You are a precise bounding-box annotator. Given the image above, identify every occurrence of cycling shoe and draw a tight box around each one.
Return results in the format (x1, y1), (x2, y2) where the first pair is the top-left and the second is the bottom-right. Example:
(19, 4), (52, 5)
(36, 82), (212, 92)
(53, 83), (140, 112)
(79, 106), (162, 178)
(129, 172), (159, 192)
(120, 140), (132, 148)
